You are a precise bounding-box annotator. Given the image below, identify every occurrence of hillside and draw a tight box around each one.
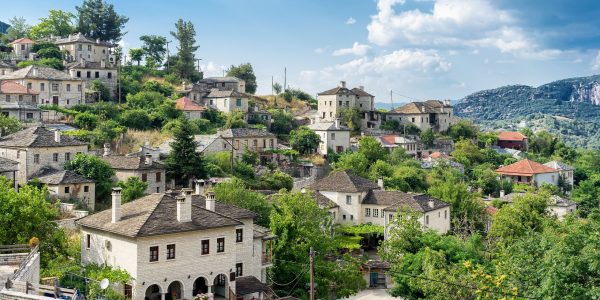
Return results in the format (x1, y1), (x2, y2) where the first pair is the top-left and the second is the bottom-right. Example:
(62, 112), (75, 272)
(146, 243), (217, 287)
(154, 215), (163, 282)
(455, 75), (600, 148)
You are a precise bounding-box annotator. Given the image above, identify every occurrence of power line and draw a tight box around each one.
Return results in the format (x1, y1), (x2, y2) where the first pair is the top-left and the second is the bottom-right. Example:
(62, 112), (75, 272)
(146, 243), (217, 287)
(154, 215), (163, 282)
(391, 90), (426, 102)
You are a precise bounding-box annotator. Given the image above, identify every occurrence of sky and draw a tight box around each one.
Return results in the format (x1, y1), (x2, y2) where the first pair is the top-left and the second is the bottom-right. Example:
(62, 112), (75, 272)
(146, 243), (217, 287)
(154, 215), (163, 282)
(3, 0), (600, 103)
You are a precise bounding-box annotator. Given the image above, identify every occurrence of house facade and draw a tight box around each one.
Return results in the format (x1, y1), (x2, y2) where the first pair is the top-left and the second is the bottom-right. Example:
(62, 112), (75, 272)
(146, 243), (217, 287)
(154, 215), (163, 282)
(544, 160), (575, 187)
(50, 33), (116, 65)
(33, 168), (96, 211)
(316, 81), (375, 123)
(0, 60), (17, 76)
(306, 119), (351, 155)
(0, 156), (19, 189)
(376, 135), (419, 155)
(219, 128), (277, 161)
(10, 38), (34, 60)
(0, 81), (41, 122)
(196, 77), (246, 93)
(204, 89), (249, 114)
(496, 131), (528, 150)
(496, 159), (560, 187)
(66, 60), (118, 98)
(175, 96), (206, 120)
(385, 100), (454, 133)
(0, 127), (88, 184)
(101, 152), (166, 194)
(77, 187), (273, 300)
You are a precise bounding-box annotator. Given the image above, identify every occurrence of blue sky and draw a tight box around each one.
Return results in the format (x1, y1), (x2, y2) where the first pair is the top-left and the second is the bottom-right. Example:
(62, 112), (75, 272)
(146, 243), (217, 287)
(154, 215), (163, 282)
(3, 0), (600, 102)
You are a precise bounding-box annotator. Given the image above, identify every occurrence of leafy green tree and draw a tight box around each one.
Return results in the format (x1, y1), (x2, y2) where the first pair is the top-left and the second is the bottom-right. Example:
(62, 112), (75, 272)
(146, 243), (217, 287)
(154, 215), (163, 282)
(165, 118), (206, 186)
(335, 152), (369, 177)
(29, 10), (75, 39)
(94, 120), (125, 144)
(489, 192), (549, 245)
(0, 114), (22, 136)
(289, 126), (320, 155)
(128, 48), (144, 66)
(471, 163), (502, 196)
(65, 153), (115, 201)
(6, 17), (30, 41)
(139, 35), (167, 65)
(142, 80), (174, 96)
(119, 109), (151, 130)
(17, 58), (64, 70)
(76, 0), (129, 43)
(420, 128), (435, 148)
(447, 120), (478, 141)
(227, 63), (257, 94)
(224, 111), (247, 129)
(338, 107), (361, 132)
(170, 19), (201, 81)
(258, 170), (293, 191)
(571, 175), (600, 217)
(358, 136), (388, 163)
(241, 149), (259, 166)
(272, 82), (282, 95)
(387, 164), (428, 192)
(74, 112), (99, 130)
(387, 147), (412, 165)
(451, 139), (484, 168)
(90, 79), (111, 101)
(213, 178), (272, 227)
(36, 47), (63, 60)
(117, 177), (148, 203)
(269, 109), (295, 135)
(126, 91), (165, 110)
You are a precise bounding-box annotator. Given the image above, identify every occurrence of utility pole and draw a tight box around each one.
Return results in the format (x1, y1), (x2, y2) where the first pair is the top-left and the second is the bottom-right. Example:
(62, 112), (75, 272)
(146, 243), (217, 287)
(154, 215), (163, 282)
(390, 89), (394, 110)
(271, 76), (274, 95)
(166, 40), (172, 72)
(220, 135), (238, 174)
(309, 247), (315, 300)
(284, 67), (287, 91)
(195, 58), (202, 73)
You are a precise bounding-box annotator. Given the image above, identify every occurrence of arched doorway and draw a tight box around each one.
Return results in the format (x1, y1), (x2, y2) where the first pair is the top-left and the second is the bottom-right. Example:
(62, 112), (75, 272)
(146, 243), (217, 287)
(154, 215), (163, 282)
(213, 274), (228, 298)
(145, 284), (161, 300)
(193, 277), (209, 297)
(167, 281), (182, 300)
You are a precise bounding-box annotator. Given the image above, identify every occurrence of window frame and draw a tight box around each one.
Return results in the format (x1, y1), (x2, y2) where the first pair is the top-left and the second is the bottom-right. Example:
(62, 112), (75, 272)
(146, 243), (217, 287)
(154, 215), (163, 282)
(236, 228), (243, 243)
(217, 237), (225, 253)
(166, 244), (176, 260)
(149, 246), (159, 262)
(201, 239), (210, 255)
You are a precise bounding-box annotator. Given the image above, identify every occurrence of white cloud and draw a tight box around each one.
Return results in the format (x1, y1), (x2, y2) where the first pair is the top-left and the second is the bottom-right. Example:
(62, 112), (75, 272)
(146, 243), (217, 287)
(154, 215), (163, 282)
(592, 51), (600, 70)
(314, 47), (324, 54)
(345, 17), (356, 25)
(201, 61), (227, 77)
(332, 42), (371, 56)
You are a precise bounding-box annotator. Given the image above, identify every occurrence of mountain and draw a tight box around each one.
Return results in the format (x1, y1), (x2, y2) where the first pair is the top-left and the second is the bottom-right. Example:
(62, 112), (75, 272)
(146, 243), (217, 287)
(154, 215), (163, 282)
(455, 75), (600, 148)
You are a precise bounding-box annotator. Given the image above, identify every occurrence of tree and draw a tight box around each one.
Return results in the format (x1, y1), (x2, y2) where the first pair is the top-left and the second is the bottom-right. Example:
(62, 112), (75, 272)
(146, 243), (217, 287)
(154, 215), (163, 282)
(17, 58), (64, 70)
(119, 109), (151, 130)
(447, 120), (478, 141)
(29, 10), (75, 40)
(227, 63), (257, 94)
(338, 107), (361, 132)
(451, 139), (484, 167)
(76, 0), (129, 43)
(335, 152), (369, 178)
(358, 136), (388, 163)
(269, 109), (294, 135)
(272, 82), (282, 95)
(0, 114), (22, 136)
(128, 48), (144, 66)
(289, 127), (320, 155)
(571, 175), (600, 217)
(90, 79), (110, 101)
(74, 112), (99, 130)
(117, 177), (148, 203)
(139, 35), (167, 66)
(214, 178), (271, 227)
(489, 192), (549, 245)
(170, 19), (201, 81)
(165, 118), (206, 186)
(224, 111), (247, 129)
(241, 149), (259, 166)
(6, 17), (30, 41)
(420, 128), (435, 148)
(65, 153), (115, 201)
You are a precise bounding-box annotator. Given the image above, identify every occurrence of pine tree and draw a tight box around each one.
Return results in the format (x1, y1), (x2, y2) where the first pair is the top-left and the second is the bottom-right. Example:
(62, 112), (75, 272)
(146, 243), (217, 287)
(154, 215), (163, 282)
(76, 0), (129, 43)
(165, 118), (205, 186)
(170, 19), (201, 81)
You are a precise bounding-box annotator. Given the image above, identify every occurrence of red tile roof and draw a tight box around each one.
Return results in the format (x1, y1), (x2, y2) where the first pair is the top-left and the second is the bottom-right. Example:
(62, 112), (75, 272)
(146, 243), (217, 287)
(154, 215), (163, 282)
(496, 159), (558, 176)
(10, 38), (34, 44)
(485, 206), (498, 216)
(0, 81), (39, 94)
(175, 97), (206, 111)
(429, 151), (449, 159)
(497, 131), (527, 141)
(379, 135), (398, 146)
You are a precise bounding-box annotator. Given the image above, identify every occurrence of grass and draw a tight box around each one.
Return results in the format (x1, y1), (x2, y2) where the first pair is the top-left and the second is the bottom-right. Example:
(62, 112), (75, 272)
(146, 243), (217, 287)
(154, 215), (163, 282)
(119, 129), (171, 154)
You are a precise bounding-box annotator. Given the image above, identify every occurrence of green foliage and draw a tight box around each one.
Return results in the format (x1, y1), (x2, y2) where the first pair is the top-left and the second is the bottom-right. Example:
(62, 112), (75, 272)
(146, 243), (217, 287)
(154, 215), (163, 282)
(358, 136), (388, 163)
(256, 170), (293, 191)
(387, 147), (412, 165)
(446, 120), (479, 141)
(119, 109), (151, 130)
(338, 107), (361, 133)
(140, 35), (167, 66)
(65, 153), (115, 201)
(0, 114), (22, 136)
(76, 0), (129, 43)
(170, 19), (202, 81)
(571, 174), (600, 217)
(126, 91), (166, 110)
(128, 48), (144, 66)
(420, 128), (435, 148)
(29, 10), (75, 40)
(224, 111), (247, 129)
(17, 58), (64, 70)
(142, 80), (174, 97)
(272, 82), (282, 94)
(165, 118), (206, 185)
(5, 16), (30, 41)
(451, 139), (484, 168)
(117, 177), (148, 203)
(227, 63), (257, 94)
(489, 192), (549, 244)
(241, 149), (259, 166)
(213, 178), (271, 227)
(335, 152), (370, 177)
(74, 112), (99, 130)
(269, 109), (295, 135)
(289, 126), (321, 155)
(233, 162), (255, 179)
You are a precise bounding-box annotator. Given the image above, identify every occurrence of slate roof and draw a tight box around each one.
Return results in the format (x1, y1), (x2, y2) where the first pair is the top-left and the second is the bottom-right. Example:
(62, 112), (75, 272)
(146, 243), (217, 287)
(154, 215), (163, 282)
(311, 191), (339, 209)
(200, 76), (242, 83)
(497, 131), (527, 141)
(496, 159), (558, 176)
(351, 87), (374, 97)
(308, 170), (380, 193)
(34, 169), (94, 185)
(52, 33), (113, 46)
(65, 61), (117, 70)
(175, 97), (206, 111)
(206, 89), (244, 98)
(0, 81), (39, 94)
(0, 127), (87, 148)
(390, 100), (450, 114)
(317, 86), (356, 96)
(236, 276), (266, 296)
(383, 194), (450, 212)
(0, 157), (18, 172)
(306, 122), (350, 131)
(0, 102), (41, 110)
(0, 60), (17, 69)
(544, 160), (575, 171)
(77, 193), (257, 237)
(253, 224), (276, 240)
(220, 128), (275, 138)
(101, 155), (165, 171)
(0, 66), (73, 81)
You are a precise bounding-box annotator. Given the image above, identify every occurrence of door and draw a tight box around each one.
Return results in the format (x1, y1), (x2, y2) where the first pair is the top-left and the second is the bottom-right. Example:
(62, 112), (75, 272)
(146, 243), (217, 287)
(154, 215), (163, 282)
(370, 272), (378, 287)
(52, 96), (59, 105)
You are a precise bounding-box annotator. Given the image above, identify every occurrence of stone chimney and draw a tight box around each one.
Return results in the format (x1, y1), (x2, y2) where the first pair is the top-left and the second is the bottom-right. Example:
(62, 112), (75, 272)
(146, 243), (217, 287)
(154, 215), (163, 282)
(144, 153), (152, 165)
(428, 199), (435, 209)
(177, 189), (193, 222)
(54, 130), (61, 143)
(206, 191), (216, 211)
(111, 187), (122, 223)
(339, 81), (346, 88)
(103, 143), (111, 156)
(500, 189), (505, 198)
(96, 38), (100, 44)
(194, 179), (206, 195)
(359, 85), (364, 91)
(377, 177), (384, 190)
(32, 67), (38, 77)
(334, 118), (340, 129)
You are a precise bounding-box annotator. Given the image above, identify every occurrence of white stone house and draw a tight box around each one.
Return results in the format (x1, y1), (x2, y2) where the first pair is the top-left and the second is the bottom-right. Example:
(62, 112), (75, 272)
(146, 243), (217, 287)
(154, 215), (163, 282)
(488, 192), (576, 220)
(316, 81), (375, 123)
(0, 127), (88, 184)
(196, 77), (246, 93)
(307, 119), (351, 155)
(77, 186), (274, 300)
(0, 156), (18, 190)
(204, 89), (249, 114)
(0, 66), (85, 107)
(307, 170), (450, 234)
(66, 60), (118, 98)
(50, 33), (116, 65)
(385, 100), (454, 133)
(544, 160), (575, 187)
(376, 135), (419, 155)
(101, 152), (166, 194)
(0, 60), (17, 76)
(32, 168), (96, 211)
(10, 38), (34, 60)
(0, 81), (41, 123)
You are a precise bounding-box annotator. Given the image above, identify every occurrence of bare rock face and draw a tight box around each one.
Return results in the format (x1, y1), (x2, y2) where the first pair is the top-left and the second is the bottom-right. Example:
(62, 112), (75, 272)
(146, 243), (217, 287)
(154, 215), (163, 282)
(570, 81), (600, 105)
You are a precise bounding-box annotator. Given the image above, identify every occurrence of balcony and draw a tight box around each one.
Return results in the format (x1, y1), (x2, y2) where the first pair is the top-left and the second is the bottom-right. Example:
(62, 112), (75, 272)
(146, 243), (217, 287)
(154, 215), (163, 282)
(262, 252), (273, 265)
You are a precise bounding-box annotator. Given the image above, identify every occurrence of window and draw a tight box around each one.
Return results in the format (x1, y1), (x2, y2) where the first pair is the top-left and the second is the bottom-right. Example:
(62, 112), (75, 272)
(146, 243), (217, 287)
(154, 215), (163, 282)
(86, 234), (91, 249)
(156, 187), (160, 193)
(21, 44), (25, 50)
(124, 284), (132, 299)
(338, 101), (342, 106)
(84, 185), (89, 193)
(141, 173), (147, 182)
(78, 84), (82, 92)
(365, 208), (371, 217)
(65, 152), (71, 161)
(236, 263), (243, 277)
(444, 210), (447, 219)
(40, 83), (45, 91)
(155, 172), (161, 182)
(95, 71), (99, 78)
(66, 84), (71, 92)
(88, 45), (92, 51)
(346, 195), (352, 204)
(342, 214), (346, 220)
(149, 246), (159, 262)
(166, 244), (176, 260)
(5, 95), (8, 102)
(34, 154), (40, 164)
(236, 98), (242, 106)
(330, 112), (333, 117)
(86, 71), (91, 78)
(425, 215), (429, 225)
(16, 151), (20, 159)
(373, 209), (379, 218)
(331, 133), (335, 140)
(18, 95), (23, 101)
(350, 215), (354, 220)
(53, 153), (59, 162)
(217, 238), (225, 253)
(67, 100), (70, 105)
(108, 72), (112, 79)
(64, 186), (70, 193)
(76, 71), (81, 78)
(52, 83), (59, 92)
(346, 101), (349, 106)
(201, 240), (210, 255)
(236, 228), (243, 243)
(27, 83), (32, 89)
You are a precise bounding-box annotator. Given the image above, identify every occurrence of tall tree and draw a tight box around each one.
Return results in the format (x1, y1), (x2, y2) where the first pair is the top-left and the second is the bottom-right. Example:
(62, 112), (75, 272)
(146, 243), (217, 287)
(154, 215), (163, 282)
(289, 126), (321, 155)
(358, 136), (388, 163)
(139, 35), (167, 65)
(76, 0), (129, 43)
(29, 10), (75, 40)
(165, 118), (206, 186)
(128, 48), (144, 66)
(6, 17), (30, 41)
(170, 19), (200, 81)
(64, 153), (115, 201)
(227, 63), (257, 94)
(117, 177), (148, 203)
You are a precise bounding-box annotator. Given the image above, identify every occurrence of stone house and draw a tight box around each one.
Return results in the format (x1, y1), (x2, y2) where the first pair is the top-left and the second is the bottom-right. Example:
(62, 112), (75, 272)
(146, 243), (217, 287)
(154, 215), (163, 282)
(487, 192), (576, 220)
(496, 131), (528, 150)
(219, 128), (277, 162)
(316, 81), (375, 123)
(385, 100), (454, 133)
(0, 127), (88, 184)
(0, 66), (85, 107)
(196, 76), (246, 93)
(376, 135), (419, 155)
(0, 81), (41, 122)
(496, 159), (560, 187)
(50, 33), (116, 65)
(33, 168), (96, 211)
(77, 186), (274, 300)
(10, 38), (34, 60)
(101, 152), (166, 194)
(544, 160), (575, 187)
(307, 119), (351, 155)
(0, 60), (17, 76)
(307, 170), (450, 234)
(0, 156), (18, 189)
(175, 96), (206, 120)
(66, 60), (118, 98)
(204, 89), (249, 114)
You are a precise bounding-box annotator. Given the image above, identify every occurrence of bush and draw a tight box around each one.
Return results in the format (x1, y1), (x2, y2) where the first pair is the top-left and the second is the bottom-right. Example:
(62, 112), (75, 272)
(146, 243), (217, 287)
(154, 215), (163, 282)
(74, 112), (99, 130)
(120, 109), (151, 130)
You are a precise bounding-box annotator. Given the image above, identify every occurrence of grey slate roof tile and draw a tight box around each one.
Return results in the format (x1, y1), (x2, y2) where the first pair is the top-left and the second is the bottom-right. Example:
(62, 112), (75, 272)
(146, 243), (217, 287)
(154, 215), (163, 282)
(0, 126), (87, 148)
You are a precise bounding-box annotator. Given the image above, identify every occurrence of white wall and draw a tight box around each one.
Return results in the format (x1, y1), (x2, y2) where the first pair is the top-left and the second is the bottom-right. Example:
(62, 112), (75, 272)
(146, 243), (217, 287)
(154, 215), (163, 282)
(533, 172), (559, 187)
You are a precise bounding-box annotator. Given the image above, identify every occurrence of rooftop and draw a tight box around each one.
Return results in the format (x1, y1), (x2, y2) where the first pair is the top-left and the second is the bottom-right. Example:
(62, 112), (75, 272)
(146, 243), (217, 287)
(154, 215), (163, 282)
(306, 121), (350, 131)
(496, 159), (558, 176)
(0, 81), (39, 95)
(544, 160), (575, 171)
(51, 33), (113, 46)
(308, 170), (380, 193)
(219, 128), (275, 138)
(0, 127), (87, 148)
(497, 131), (528, 141)
(33, 168), (94, 185)
(381, 193), (449, 212)
(101, 155), (165, 171)
(390, 100), (450, 114)
(175, 96), (206, 111)
(206, 89), (244, 98)
(317, 86), (357, 96)
(0, 157), (18, 172)
(0, 66), (74, 81)
(10, 38), (34, 44)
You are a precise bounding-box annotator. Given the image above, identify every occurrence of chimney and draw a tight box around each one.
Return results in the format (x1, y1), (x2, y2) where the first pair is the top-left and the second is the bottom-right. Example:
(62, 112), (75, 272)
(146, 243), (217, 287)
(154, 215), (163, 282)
(500, 189), (505, 198)
(334, 118), (340, 129)
(194, 179), (206, 195)
(177, 189), (193, 222)
(32, 67), (38, 77)
(144, 153), (152, 165)
(96, 38), (100, 44)
(428, 199), (435, 209)
(103, 143), (111, 156)
(111, 187), (122, 223)
(359, 85), (364, 91)
(377, 177), (384, 190)
(54, 130), (61, 143)
(339, 81), (346, 88)
(206, 191), (216, 211)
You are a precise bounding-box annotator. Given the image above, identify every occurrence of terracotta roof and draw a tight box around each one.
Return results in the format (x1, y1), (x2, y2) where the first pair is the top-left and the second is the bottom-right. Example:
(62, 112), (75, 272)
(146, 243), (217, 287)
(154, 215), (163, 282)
(0, 157), (18, 172)
(77, 193), (257, 237)
(308, 170), (380, 193)
(236, 276), (266, 296)
(0, 66), (74, 81)
(175, 97), (206, 111)
(0, 127), (87, 148)
(429, 152), (449, 159)
(10, 38), (34, 44)
(101, 155), (165, 171)
(497, 131), (527, 141)
(544, 160), (575, 171)
(485, 206), (498, 216)
(496, 159), (558, 176)
(383, 194), (449, 212)
(0, 81), (39, 94)
(34, 168), (94, 185)
(378, 135), (416, 147)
